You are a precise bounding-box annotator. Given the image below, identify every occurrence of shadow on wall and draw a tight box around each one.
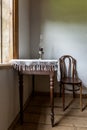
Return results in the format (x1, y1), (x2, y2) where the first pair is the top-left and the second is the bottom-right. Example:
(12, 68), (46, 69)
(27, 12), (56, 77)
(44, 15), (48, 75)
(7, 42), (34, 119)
(29, 0), (42, 59)
(42, 0), (87, 23)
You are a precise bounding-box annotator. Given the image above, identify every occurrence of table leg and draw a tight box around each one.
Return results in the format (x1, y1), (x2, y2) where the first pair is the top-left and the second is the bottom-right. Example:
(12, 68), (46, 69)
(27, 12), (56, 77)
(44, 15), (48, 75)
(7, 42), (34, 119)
(50, 73), (54, 127)
(18, 72), (23, 124)
(32, 75), (35, 96)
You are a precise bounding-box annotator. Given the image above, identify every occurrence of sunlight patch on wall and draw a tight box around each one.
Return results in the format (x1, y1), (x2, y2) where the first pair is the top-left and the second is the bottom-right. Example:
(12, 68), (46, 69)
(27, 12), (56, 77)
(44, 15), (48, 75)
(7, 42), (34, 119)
(40, 22), (87, 86)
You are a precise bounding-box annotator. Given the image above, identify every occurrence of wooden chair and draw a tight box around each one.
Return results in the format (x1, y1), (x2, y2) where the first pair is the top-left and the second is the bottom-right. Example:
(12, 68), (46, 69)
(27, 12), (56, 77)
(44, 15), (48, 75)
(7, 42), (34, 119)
(59, 55), (83, 111)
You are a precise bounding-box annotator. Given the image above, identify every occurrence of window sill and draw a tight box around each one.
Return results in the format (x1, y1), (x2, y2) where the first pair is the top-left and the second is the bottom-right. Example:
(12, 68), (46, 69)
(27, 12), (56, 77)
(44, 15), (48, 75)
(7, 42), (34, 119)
(0, 63), (12, 69)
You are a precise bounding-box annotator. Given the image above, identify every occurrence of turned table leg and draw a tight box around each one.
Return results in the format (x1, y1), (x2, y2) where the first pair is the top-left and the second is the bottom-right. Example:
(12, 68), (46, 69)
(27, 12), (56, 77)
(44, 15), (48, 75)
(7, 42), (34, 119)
(32, 75), (35, 96)
(50, 72), (54, 127)
(18, 72), (23, 124)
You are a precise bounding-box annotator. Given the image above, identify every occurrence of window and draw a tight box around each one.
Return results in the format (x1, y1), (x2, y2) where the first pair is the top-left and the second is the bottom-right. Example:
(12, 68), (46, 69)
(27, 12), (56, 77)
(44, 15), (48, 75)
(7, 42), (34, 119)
(0, 0), (18, 63)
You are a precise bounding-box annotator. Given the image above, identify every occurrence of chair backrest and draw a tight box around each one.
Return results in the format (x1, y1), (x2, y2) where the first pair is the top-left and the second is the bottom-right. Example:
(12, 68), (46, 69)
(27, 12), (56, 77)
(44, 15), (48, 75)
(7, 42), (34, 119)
(59, 55), (77, 79)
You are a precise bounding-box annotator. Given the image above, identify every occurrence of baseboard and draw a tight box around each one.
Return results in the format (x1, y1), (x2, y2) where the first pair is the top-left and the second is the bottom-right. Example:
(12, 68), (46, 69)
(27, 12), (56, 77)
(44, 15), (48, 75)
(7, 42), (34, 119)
(34, 91), (87, 97)
(8, 113), (20, 130)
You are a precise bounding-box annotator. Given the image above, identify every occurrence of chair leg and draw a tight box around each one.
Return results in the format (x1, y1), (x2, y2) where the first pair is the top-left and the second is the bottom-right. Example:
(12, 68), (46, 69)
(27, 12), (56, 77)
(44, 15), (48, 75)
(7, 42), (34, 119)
(59, 82), (62, 97)
(62, 84), (65, 111)
(80, 83), (82, 111)
(73, 85), (75, 98)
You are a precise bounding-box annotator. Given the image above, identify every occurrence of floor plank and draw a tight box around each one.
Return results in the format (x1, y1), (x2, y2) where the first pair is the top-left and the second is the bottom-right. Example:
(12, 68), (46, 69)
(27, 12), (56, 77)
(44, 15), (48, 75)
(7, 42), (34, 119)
(13, 95), (87, 130)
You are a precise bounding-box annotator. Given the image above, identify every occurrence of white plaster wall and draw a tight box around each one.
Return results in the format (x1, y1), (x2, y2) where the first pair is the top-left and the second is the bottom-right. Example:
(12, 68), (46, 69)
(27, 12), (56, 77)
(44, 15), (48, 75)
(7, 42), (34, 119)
(0, 0), (31, 130)
(30, 0), (87, 92)
(41, 0), (87, 88)
(41, 22), (87, 87)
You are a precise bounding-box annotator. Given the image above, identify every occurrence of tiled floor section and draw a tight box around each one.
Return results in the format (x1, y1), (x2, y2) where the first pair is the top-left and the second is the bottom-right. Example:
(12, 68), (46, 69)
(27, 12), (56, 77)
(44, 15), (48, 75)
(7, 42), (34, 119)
(13, 95), (87, 130)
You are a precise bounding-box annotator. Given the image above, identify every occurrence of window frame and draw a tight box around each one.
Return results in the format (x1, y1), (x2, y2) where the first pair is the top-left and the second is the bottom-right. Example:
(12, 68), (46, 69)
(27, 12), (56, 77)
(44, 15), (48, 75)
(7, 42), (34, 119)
(0, 0), (19, 66)
(13, 0), (19, 59)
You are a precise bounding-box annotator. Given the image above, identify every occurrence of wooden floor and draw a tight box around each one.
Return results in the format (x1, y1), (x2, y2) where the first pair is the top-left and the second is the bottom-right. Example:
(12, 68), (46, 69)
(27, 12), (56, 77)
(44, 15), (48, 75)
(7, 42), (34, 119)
(13, 94), (87, 130)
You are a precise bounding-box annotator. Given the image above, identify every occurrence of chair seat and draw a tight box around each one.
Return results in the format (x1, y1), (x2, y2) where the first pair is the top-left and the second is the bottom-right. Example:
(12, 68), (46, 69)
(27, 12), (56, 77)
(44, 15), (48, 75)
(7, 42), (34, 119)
(61, 77), (82, 84)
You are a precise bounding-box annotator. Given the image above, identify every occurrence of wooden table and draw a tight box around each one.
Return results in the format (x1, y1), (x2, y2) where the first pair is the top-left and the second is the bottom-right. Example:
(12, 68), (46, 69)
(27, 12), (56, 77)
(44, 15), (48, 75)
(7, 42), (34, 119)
(10, 59), (58, 127)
